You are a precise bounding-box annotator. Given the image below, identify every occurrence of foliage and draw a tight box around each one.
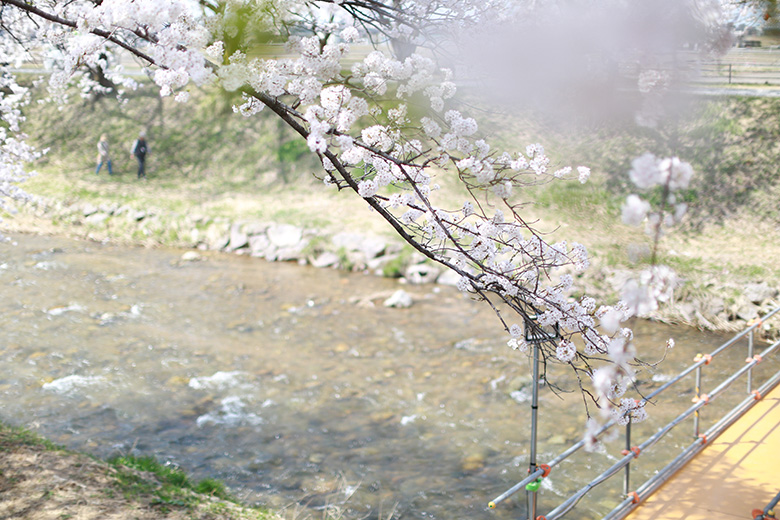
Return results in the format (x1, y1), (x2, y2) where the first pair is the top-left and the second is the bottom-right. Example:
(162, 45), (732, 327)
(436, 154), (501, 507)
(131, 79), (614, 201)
(566, 96), (780, 227)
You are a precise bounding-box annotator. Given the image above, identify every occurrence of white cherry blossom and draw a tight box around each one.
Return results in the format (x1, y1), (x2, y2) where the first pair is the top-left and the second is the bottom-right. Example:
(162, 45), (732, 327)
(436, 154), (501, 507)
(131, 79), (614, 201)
(0, 0), (732, 432)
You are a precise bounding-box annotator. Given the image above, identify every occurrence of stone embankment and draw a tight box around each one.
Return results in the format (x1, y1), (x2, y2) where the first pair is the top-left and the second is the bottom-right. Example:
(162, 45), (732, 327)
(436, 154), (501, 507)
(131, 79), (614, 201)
(12, 196), (780, 333)
(15, 197), (459, 309)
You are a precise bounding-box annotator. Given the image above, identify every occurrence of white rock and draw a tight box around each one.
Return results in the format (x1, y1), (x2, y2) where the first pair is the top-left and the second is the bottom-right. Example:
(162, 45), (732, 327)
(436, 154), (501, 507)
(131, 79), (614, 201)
(332, 232), (387, 260)
(405, 263), (440, 284)
(249, 235), (271, 257)
(437, 269), (461, 287)
(267, 224), (303, 248)
(85, 212), (109, 225)
(311, 251), (340, 268)
(181, 251), (201, 262)
(384, 289), (413, 308)
(205, 223), (230, 250)
(744, 282), (778, 304)
(226, 223), (249, 251)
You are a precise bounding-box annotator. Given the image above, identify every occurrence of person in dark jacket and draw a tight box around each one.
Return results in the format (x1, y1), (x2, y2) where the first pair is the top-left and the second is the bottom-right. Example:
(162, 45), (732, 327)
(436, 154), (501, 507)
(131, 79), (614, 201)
(130, 131), (149, 179)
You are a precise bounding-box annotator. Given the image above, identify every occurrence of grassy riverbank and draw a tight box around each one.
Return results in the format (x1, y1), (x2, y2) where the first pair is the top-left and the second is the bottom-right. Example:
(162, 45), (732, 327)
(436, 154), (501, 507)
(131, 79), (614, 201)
(7, 85), (780, 333)
(0, 422), (279, 520)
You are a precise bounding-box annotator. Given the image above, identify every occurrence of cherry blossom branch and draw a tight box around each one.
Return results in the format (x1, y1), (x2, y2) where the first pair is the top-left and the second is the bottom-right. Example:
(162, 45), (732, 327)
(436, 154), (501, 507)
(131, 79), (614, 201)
(1, 0), (157, 64)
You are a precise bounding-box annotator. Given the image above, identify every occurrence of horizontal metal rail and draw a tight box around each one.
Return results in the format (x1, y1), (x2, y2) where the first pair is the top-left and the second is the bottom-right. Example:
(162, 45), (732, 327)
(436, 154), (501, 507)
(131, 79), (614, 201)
(753, 490), (780, 520)
(488, 304), (780, 518)
(604, 366), (780, 519)
(488, 421), (616, 508)
(544, 338), (780, 520)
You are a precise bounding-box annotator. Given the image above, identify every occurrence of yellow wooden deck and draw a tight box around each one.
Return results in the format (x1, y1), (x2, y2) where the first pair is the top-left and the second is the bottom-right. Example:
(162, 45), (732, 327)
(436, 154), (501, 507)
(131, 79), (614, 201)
(626, 384), (780, 520)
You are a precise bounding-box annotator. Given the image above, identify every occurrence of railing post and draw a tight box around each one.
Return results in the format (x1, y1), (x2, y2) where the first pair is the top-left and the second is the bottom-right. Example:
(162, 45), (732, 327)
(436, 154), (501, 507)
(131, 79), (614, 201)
(748, 329), (754, 394)
(623, 421), (631, 495)
(528, 341), (540, 520)
(694, 363), (702, 438)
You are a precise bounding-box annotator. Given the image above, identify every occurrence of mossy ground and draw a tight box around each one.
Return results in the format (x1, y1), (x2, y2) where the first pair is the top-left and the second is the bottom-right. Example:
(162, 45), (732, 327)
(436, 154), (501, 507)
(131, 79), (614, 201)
(0, 423), (279, 520)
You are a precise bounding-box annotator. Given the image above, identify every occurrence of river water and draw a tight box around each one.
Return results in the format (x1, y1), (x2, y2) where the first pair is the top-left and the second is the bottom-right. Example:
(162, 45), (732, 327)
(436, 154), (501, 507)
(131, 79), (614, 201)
(0, 233), (774, 519)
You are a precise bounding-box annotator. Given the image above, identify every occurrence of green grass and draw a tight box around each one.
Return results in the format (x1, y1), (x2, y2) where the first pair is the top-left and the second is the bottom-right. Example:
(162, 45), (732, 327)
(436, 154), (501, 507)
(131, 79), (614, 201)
(108, 455), (235, 504)
(529, 179), (619, 216)
(658, 254), (707, 274)
(382, 244), (416, 277)
(0, 424), (64, 452)
(0, 422), (276, 519)
(727, 263), (770, 279)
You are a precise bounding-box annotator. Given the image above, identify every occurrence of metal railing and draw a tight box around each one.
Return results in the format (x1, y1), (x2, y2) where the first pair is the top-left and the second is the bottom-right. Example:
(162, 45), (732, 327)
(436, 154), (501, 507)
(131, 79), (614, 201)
(753, 490), (780, 520)
(489, 304), (780, 520)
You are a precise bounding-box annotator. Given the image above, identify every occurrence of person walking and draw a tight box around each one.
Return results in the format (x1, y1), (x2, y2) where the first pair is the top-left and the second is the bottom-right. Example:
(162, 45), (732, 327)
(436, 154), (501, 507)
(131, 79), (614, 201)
(131, 131), (149, 179)
(95, 134), (113, 175)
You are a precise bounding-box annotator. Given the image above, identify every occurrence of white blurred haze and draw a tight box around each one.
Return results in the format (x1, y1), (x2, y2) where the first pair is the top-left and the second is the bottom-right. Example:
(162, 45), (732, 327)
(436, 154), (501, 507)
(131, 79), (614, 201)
(455, 0), (733, 124)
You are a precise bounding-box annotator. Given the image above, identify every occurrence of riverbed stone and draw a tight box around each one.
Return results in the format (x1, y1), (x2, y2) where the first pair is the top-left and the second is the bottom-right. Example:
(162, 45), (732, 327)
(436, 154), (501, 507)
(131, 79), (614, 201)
(248, 235), (271, 258)
(181, 251), (201, 262)
(436, 268), (461, 287)
(384, 289), (413, 308)
(332, 232), (387, 260)
(706, 296), (726, 316)
(267, 224), (303, 248)
(274, 240), (309, 262)
(85, 212), (109, 225)
(737, 303), (759, 321)
(113, 205), (132, 217)
(404, 263), (440, 284)
(460, 450), (488, 472)
(311, 251), (340, 268)
(82, 204), (98, 217)
(98, 203), (119, 215)
(205, 223), (230, 250)
(744, 282), (777, 304)
(242, 221), (271, 236)
(226, 223), (249, 252)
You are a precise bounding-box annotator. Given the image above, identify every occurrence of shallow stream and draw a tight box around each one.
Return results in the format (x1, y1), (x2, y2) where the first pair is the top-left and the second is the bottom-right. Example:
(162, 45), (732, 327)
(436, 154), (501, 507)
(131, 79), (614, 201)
(0, 233), (774, 519)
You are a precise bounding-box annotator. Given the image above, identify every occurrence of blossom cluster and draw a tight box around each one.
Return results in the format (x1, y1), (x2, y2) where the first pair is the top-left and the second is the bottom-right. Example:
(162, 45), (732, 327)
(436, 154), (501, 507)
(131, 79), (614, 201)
(620, 154), (691, 316)
(0, 0), (731, 443)
(0, 71), (38, 212)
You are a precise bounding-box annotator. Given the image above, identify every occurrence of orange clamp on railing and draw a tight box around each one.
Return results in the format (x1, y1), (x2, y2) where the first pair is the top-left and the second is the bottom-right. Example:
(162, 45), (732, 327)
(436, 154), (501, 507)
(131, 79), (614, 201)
(539, 464), (551, 478)
(747, 318), (763, 327)
(692, 393), (710, 405)
(746, 354), (763, 364)
(752, 390), (763, 401)
(629, 491), (640, 504)
(752, 509), (765, 520)
(536, 516), (547, 520)
(694, 353), (712, 365)
(698, 433), (707, 444)
(621, 446), (641, 459)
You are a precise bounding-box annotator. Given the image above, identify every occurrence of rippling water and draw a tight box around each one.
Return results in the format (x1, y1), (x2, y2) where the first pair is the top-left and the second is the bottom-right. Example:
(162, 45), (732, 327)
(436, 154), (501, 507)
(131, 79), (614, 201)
(0, 233), (774, 519)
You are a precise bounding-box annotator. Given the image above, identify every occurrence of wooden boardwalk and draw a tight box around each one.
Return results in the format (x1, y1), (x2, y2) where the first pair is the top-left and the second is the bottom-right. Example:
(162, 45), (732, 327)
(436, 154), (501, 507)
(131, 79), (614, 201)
(626, 384), (780, 520)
